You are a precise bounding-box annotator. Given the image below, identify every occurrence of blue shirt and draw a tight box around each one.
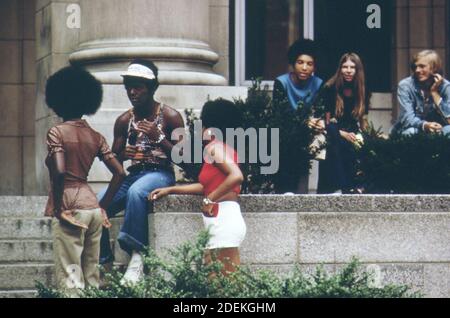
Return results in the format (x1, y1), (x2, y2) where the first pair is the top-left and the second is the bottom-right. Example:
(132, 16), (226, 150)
(274, 74), (323, 110)
(395, 76), (450, 131)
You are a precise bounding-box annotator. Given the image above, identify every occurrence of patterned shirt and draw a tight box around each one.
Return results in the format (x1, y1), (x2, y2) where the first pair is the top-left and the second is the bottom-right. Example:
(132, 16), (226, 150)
(127, 104), (172, 169)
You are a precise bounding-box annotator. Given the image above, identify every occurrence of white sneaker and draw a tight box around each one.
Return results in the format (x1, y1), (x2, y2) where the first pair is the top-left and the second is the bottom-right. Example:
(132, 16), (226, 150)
(331, 190), (343, 195)
(120, 252), (144, 286)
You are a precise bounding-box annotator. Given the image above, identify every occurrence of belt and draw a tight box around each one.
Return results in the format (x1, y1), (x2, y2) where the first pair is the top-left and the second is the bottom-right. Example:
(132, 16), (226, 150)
(127, 163), (173, 174)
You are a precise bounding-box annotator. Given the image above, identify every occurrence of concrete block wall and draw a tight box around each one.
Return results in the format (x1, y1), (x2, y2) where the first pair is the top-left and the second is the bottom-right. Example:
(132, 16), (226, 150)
(147, 195), (450, 298)
(0, 0), (37, 195)
(0, 195), (449, 297)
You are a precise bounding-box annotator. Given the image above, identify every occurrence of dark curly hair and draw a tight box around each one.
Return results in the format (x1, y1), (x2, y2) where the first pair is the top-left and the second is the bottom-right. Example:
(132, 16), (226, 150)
(45, 66), (103, 119)
(200, 99), (243, 144)
(125, 59), (159, 92)
(287, 39), (318, 66)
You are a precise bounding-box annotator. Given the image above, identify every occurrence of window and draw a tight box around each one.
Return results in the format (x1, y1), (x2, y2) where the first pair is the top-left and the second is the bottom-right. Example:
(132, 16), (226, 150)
(314, 0), (392, 92)
(234, 0), (392, 93)
(234, 0), (312, 86)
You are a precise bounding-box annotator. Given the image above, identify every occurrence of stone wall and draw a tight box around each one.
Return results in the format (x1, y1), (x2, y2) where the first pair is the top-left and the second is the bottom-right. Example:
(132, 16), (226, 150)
(0, 195), (449, 297)
(110, 194), (450, 298)
(0, 0), (37, 195)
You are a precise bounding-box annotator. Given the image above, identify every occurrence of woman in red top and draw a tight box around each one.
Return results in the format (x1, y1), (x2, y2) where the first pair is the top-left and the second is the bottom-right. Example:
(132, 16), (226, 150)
(151, 99), (246, 274)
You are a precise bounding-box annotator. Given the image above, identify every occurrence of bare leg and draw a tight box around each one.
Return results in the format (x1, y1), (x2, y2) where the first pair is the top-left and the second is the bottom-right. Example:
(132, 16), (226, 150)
(204, 247), (240, 276)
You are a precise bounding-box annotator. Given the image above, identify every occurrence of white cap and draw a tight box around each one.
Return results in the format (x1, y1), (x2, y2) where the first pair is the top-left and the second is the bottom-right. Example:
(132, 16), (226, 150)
(121, 63), (156, 80)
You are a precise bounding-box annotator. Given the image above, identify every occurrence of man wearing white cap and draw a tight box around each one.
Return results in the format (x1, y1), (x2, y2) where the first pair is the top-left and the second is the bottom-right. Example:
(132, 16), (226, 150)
(97, 59), (184, 284)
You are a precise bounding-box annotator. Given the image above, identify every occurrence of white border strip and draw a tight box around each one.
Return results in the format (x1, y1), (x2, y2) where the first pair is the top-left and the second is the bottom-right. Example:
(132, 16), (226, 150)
(235, 0), (246, 86)
(304, 0), (314, 40)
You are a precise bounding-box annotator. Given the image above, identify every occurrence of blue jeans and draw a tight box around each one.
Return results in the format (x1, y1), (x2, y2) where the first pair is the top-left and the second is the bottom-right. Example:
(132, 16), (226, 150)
(317, 123), (358, 193)
(97, 169), (175, 263)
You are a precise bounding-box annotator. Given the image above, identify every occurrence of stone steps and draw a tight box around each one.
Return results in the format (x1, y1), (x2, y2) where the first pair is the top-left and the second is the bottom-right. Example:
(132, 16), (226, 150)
(0, 196), (47, 218)
(0, 218), (52, 240)
(0, 264), (54, 290)
(0, 240), (54, 263)
(0, 290), (37, 298)
(0, 197), (52, 297)
(0, 197), (125, 298)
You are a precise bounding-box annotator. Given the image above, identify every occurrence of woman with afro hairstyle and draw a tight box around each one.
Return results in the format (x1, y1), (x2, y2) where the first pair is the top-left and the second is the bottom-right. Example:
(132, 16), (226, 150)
(150, 99), (246, 275)
(44, 66), (125, 293)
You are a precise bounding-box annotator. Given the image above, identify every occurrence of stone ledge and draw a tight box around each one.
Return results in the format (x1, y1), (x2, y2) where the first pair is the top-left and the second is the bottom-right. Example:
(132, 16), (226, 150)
(0, 194), (449, 297)
(0, 264), (54, 289)
(0, 196), (48, 217)
(152, 194), (450, 213)
(0, 290), (37, 298)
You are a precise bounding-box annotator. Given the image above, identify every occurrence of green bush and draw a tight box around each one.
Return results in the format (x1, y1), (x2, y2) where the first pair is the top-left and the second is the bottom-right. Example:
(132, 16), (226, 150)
(36, 231), (421, 298)
(182, 80), (323, 194)
(357, 131), (450, 194)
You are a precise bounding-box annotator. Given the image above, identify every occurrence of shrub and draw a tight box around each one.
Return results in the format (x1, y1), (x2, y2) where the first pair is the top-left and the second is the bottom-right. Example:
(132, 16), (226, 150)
(37, 231), (421, 298)
(182, 80), (324, 194)
(357, 131), (450, 194)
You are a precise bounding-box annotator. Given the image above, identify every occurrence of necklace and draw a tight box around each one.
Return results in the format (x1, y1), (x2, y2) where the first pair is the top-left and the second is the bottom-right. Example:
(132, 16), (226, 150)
(130, 103), (161, 122)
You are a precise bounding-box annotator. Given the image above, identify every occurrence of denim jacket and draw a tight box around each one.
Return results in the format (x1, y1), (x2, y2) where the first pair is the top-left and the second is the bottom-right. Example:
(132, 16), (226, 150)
(394, 76), (450, 132)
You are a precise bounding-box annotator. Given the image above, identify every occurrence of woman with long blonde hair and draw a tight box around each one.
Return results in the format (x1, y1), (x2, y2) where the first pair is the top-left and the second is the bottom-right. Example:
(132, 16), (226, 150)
(317, 53), (369, 194)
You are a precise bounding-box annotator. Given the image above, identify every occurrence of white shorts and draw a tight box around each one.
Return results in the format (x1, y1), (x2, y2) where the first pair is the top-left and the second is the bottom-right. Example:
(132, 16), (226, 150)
(202, 201), (246, 249)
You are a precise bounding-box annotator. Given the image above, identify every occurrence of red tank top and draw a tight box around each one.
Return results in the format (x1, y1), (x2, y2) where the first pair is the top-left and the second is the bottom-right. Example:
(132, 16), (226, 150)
(198, 141), (241, 196)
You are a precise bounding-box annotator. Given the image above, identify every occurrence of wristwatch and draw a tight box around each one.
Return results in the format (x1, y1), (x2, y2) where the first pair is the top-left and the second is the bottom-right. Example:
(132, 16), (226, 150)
(202, 197), (215, 205)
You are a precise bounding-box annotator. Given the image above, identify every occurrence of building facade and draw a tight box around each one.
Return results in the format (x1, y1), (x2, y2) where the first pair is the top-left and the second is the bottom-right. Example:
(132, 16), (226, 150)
(0, 0), (448, 195)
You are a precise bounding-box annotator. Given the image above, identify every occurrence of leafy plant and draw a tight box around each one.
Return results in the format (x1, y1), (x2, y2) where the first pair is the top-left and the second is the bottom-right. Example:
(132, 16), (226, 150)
(37, 232), (421, 298)
(181, 79), (323, 193)
(357, 131), (450, 193)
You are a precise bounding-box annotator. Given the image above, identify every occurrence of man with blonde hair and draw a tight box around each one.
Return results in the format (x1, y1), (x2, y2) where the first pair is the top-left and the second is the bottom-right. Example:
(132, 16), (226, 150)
(393, 50), (450, 136)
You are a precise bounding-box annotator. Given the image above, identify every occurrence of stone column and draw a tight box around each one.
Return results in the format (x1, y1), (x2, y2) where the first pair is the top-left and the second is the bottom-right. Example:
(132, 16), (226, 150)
(70, 0), (226, 86)
(34, 0), (231, 193)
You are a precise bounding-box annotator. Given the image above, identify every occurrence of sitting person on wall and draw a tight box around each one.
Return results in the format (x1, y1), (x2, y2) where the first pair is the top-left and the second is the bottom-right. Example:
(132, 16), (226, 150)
(272, 39), (324, 194)
(44, 66), (125, 294)
(317, 52), (369, 194)
(392, 50), (450, 136)
(151, 99), (246, 276)
(97, 59), (185, 285)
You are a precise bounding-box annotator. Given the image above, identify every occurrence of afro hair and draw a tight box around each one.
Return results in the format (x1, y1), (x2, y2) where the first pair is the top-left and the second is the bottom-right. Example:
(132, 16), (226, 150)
(287, 39), (318, 66)
(45, 66), (103, 119)
(200, 99), (243, 138)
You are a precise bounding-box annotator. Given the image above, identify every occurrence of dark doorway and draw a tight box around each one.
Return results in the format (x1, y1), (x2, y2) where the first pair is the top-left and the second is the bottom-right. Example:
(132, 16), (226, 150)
(314, 0), (393, 93)
(245, 0), (304, 81)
